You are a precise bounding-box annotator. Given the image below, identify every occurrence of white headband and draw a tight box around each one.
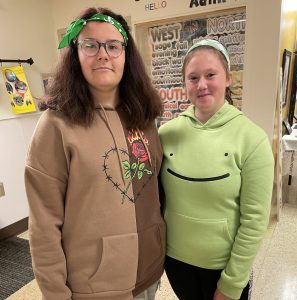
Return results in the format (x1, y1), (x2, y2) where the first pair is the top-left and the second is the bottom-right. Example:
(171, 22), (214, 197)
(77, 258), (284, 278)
(186, 39), (230, 71)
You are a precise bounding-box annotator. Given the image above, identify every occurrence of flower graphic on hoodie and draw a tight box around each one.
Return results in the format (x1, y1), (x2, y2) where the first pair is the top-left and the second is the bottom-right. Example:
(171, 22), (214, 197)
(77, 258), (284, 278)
(132, 141), (149, 163)
(123, 130), (152, 181)
(102, 129), (154, 203)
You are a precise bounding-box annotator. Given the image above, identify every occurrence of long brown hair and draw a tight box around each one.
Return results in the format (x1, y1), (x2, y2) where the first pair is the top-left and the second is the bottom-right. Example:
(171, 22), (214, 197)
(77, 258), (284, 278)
(182, 46), (233, 105)
(40, 7), (162, 129)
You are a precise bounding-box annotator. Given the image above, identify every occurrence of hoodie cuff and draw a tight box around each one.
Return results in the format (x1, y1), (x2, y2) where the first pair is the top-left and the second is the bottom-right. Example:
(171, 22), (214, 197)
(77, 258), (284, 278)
(217, 277), (243, 300)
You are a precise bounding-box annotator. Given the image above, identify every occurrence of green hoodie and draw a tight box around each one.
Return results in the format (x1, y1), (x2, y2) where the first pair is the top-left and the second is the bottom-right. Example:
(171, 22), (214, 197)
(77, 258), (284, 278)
(159, 102), (274, 299)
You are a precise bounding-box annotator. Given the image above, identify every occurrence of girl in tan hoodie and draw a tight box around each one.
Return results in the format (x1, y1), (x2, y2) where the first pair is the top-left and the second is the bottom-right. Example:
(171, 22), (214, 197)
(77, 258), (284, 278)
(25, 7), (165, 300)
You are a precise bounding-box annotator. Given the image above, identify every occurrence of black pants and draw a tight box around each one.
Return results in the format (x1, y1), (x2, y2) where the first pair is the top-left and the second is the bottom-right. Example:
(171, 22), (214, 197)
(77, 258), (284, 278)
(165, 256), (250, 300)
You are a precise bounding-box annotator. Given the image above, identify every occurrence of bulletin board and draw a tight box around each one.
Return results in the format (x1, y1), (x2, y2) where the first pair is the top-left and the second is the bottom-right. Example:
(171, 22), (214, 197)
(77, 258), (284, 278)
(135, 7), (246, 127)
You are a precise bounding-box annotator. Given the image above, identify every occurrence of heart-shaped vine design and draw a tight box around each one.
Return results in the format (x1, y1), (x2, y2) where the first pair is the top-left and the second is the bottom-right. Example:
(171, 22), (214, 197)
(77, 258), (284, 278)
(102, 147), (153, 204)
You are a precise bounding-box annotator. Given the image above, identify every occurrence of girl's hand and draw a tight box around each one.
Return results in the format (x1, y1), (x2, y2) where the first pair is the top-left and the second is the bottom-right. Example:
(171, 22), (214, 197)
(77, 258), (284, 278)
(213, 289), (236, 300)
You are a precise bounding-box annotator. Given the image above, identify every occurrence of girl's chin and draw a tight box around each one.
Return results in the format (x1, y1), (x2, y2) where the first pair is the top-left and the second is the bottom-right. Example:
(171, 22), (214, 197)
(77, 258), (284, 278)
(194, 99), (212, 108)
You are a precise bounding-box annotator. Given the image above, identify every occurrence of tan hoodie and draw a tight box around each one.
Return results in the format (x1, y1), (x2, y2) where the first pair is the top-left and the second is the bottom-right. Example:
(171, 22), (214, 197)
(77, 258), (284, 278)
(25, 108), (165, 300)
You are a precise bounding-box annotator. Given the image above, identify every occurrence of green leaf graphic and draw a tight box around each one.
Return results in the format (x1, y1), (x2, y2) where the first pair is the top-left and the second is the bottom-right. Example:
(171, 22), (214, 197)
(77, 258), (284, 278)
(138, 171), (143, 180)
(123, 160), (130, 170)
(124, 170), (131, 179)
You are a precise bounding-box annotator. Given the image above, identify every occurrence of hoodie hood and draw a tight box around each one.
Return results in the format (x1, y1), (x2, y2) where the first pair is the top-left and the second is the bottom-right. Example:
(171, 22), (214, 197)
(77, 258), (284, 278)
(180, 101), (242, 129)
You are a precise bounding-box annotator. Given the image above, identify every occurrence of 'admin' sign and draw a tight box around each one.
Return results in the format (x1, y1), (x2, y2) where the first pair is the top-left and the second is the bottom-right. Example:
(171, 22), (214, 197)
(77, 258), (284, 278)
(190, 0), (226, 8)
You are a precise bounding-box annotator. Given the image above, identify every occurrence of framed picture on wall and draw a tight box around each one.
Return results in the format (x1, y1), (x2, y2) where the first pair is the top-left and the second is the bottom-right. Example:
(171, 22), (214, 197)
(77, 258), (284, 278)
(282, 49), (292, 107)
(288, 49), (297, 125)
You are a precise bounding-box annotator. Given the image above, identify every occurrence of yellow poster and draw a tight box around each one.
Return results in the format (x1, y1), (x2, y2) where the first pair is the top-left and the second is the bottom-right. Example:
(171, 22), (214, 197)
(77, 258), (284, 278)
(1, 65), (36, 114)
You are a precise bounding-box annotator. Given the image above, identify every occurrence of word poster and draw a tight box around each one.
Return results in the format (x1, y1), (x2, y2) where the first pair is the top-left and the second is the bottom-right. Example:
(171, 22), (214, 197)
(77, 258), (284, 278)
(148, 10), (246, 126)
(1, 65), (36, 114)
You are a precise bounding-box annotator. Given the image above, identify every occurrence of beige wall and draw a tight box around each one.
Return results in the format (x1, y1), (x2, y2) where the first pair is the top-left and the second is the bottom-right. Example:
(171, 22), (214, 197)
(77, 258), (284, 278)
(0, 0), (58, 229)
(242, 0), (282, 142)
(50, 0), (245, 28)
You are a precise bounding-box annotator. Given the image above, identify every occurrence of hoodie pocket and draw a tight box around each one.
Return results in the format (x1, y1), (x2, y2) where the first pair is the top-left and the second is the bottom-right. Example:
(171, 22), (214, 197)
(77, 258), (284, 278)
(166, 211), (233, 267)
(136, 223), (166, 283)
(88, 233), (138, 293)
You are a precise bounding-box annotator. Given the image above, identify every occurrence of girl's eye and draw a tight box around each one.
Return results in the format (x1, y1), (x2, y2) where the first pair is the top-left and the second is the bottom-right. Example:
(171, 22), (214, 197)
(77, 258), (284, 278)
(189, 77), (198, 82)
(85, 43), (96, 49)
(108, 43), (120, 50)
(207, 73), (215, 78)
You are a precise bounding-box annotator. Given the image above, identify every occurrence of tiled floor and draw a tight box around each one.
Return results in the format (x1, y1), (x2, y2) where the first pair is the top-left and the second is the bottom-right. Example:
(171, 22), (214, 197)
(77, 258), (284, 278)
(6, 203), (297, 300)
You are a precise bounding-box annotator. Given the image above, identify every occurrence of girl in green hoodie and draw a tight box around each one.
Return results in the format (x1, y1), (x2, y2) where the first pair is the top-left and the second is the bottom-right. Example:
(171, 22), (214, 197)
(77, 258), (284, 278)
(159, 39), (274, 300)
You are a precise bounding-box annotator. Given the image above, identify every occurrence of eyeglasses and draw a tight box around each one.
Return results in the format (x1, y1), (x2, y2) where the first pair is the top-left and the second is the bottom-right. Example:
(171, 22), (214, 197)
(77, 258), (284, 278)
(77, 39), (125, 58)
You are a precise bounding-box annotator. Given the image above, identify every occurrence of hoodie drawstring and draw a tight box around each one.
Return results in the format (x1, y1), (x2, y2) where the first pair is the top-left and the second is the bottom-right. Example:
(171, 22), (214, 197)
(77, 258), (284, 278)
(98, 104), (126, 186)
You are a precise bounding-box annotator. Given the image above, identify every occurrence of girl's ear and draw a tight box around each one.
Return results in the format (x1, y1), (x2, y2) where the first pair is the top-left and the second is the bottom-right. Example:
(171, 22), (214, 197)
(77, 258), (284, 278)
(226, 72), (232, 87)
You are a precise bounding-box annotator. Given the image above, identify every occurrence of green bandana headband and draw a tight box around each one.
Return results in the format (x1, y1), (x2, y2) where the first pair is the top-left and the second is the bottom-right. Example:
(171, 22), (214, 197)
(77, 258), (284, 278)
(186, 39), (230, 71)
(58, 13), (128, 49)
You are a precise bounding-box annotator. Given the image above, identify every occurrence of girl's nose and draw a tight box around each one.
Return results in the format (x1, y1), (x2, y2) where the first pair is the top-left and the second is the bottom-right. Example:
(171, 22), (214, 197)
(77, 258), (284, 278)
(96, 45), (109, 61)
(197, 77), (207, 90)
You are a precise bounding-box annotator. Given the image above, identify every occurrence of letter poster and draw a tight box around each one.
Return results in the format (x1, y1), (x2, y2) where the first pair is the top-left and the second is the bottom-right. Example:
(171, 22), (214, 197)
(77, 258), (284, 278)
(147, 9), (246, 126)
(1, 65), (36, 114)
